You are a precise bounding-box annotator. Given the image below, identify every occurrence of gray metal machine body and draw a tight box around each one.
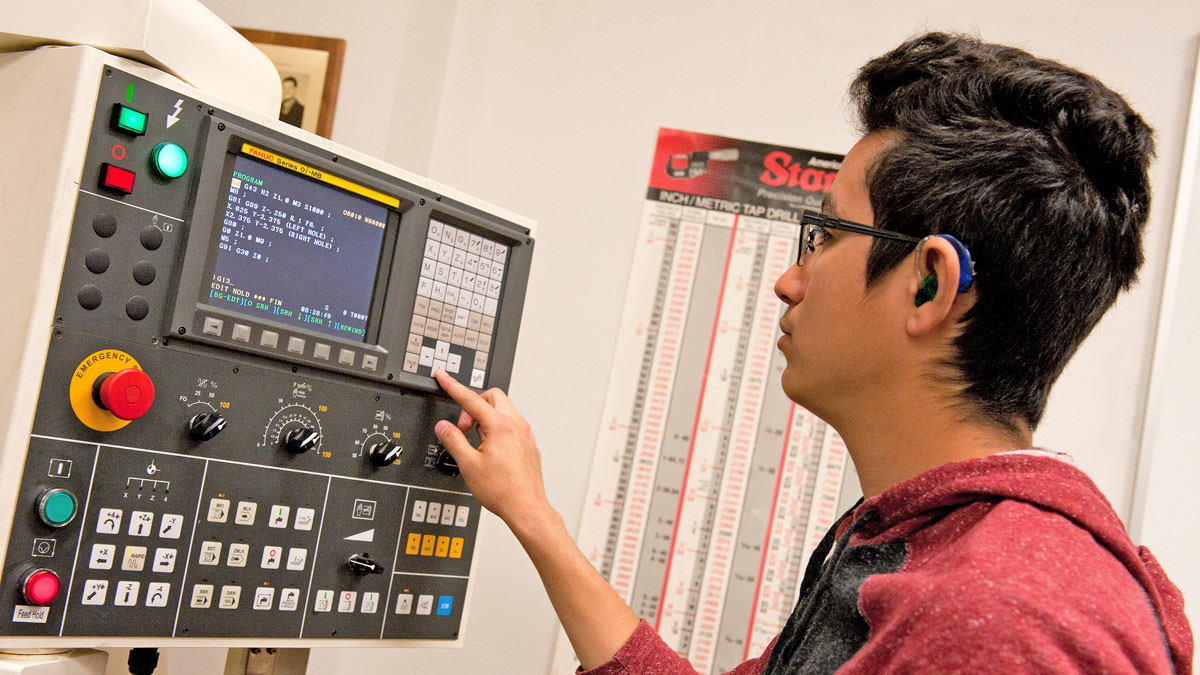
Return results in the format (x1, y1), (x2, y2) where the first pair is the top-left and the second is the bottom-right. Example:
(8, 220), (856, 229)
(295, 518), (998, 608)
(0, 45), (534, 647)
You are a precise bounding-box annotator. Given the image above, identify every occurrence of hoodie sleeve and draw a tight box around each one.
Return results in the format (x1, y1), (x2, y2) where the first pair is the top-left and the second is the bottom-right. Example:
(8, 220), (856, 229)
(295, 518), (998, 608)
(576, 619), (777, 675)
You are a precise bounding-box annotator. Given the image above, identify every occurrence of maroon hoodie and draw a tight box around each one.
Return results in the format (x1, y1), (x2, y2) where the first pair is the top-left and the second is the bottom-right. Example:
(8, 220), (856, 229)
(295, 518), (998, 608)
(581, 452), (1193, 674)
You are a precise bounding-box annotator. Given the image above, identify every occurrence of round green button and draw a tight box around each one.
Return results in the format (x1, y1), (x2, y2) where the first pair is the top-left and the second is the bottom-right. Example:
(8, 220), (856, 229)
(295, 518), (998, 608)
(41, 490), (77, 527)
(151, 142), (188, 179)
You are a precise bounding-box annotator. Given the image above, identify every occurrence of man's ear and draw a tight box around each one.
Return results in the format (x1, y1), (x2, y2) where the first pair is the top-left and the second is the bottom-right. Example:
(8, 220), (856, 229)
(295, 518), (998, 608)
(906, 235), (962, 337)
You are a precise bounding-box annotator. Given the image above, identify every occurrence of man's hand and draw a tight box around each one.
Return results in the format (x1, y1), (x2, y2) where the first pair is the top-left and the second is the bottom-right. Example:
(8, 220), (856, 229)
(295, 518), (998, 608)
(433, 370), (553, 529)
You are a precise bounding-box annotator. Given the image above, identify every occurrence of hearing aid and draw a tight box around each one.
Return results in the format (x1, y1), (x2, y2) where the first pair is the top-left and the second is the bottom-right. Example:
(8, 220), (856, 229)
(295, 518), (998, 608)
(915, 234), (975, 307)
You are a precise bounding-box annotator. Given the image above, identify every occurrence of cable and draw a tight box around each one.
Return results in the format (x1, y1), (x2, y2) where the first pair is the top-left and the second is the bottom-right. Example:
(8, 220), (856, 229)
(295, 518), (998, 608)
(127, 647), (159, 675)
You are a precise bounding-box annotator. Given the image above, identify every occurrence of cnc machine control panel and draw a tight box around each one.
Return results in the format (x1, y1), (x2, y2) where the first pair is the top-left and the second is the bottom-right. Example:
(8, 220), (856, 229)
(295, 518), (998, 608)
(0, 64), (532, 642)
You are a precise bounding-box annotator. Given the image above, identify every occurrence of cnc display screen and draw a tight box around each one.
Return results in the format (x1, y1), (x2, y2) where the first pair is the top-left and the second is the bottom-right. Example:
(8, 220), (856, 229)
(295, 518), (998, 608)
(204, 149), (391, 342)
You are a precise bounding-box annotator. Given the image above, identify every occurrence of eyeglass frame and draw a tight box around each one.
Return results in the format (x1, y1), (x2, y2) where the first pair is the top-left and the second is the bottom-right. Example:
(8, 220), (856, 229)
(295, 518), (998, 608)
(796, 210), (922, 267)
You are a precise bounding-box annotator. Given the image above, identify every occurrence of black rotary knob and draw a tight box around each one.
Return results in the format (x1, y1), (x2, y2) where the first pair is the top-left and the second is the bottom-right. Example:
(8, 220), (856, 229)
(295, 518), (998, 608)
(284, 427), (320, 454)
(348, 552), (384, 576)
(188, 412), (226, 441)
(435, 447), (460, 476)
(368, 441), (403, 467)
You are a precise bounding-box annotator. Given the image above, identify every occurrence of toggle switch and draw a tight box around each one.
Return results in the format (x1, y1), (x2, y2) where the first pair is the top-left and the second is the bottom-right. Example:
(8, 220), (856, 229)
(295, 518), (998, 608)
(188, 412), (226, 441)
(347, 552), (384, 576)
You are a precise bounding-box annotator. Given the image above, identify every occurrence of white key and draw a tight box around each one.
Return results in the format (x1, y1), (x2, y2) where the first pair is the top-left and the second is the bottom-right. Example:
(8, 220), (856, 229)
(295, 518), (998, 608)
(428, 220), (443, 240)
(490, 261), (505, 281)
(432, 281), (446, 302)
(207, 499), (229, 523)
(145, 582), (170, 607)
(417, 277), (433, 298)
(128, 511), (153, 537)
(261, 545), (282, 569)
(395, 594), (413, 614)
(198, 541), (221, 565)
(456, 506), (471, 527)
(484, 297), (498, 317)
(462, 270), (477, 289)
(481, 240), (495, 259)
(435, 340), (450, 360)
(314, 590), (334, 612)
(80, 580), (108, 605)
(437, 243), (454, 264)
(447, 353), (461, 374)
(219, 585), (241, 609)
(190, 584), (214, 608)
(361, 592), (380, 614)
(468, 234), (482, 254)
(455, 307), (470, 327)
(471, 369), (485, 388)
(121, 545), (147, 571)
(158, 514), (184, 539)
(435, 262), (450, 282)
(487, 280), (501, 300)
(114, 581), (140, 607)
(466, 253), (480, 273)
(448, 267), (463, 287)
(279, 588), (300, 612)
(452, 248), (466, 267)
(89, 544), (115, 570)
(338, 591), (357, 613)
(227, 543), (249, 567)
(441, 506), (456, 526)
(269, 505), (290, 529)
(432, 358), (446, 373)
(421, 257), (436, 278)
(445, 285), (460, 306)
(294, 508), (315, 531)
(96, 508), (122, 534)
(416, 595), (434, 615)
(440, 224), (457, 247)
(152, 548), (177, 573)
(253, 587), (275, 610)
(426, 502), (441, 524)
(478, 259), (491, 279)
(493, 243), (508, 262)
(423, 239), (440, 258)
(286, 547), (307, 571)
(235, 501), (257, 525)
(455, 229), (469, 250)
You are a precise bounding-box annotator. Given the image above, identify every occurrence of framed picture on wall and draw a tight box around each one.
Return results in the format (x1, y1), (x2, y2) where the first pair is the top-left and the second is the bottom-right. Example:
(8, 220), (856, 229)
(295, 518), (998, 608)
(234, 28), (346, 139)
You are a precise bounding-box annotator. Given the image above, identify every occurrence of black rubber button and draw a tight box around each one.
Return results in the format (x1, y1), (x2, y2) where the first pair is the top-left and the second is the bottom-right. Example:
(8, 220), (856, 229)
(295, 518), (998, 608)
(140, 225), (163, 250)
(125, 296), (149, 320)
(85, 249), (109, 274)
(93, 213), (116, 237)
(132, 261), (156, 286)
(78, 285), (102, 310)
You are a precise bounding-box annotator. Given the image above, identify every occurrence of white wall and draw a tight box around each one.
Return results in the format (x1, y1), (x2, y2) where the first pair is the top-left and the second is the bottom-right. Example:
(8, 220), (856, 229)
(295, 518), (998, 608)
(165, 2), (1200, 673)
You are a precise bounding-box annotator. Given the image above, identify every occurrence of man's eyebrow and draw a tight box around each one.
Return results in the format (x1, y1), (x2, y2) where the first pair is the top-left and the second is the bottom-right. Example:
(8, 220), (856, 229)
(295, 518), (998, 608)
(821, 192), (837, 216)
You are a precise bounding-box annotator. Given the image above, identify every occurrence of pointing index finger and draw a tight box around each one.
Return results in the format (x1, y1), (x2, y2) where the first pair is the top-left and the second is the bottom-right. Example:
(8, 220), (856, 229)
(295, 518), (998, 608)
(434, 370), (498, 425)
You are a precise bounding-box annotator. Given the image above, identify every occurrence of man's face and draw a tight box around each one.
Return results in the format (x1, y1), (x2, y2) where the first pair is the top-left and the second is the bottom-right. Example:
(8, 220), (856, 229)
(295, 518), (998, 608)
(282, 80), (296, 101)
(773, 133), (911, 418)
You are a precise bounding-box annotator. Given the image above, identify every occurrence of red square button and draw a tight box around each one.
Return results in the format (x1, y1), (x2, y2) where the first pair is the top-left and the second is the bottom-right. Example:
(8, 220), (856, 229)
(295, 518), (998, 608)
(100, 163), (135, 194)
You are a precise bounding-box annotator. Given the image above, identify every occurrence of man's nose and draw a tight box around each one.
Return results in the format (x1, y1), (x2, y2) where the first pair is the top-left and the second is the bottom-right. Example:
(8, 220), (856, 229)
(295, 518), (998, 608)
(774, 263), (808, 305)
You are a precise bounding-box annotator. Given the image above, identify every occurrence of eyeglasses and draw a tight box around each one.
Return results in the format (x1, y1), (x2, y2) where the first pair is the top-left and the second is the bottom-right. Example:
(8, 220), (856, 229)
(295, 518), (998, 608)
(797, 210), (922, 267)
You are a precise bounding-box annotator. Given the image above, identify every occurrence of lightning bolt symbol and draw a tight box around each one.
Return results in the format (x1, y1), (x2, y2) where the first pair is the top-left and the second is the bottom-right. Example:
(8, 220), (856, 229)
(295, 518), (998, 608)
(166, 98), (183, 129)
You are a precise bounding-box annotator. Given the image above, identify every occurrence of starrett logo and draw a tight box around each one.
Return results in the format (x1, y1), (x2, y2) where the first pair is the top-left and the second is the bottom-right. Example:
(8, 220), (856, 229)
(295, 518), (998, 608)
(759, 151), (838, 191)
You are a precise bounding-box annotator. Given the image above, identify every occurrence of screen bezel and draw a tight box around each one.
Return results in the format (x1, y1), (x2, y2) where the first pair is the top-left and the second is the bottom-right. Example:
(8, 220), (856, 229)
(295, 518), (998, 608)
(168, 117), (409, 372)
(199, 148), (396, 345)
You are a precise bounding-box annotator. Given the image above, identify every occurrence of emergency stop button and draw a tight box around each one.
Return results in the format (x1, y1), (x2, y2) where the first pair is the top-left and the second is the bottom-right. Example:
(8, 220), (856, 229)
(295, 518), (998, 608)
(94, 368), (155, 420)
(20, 568), (60, 606)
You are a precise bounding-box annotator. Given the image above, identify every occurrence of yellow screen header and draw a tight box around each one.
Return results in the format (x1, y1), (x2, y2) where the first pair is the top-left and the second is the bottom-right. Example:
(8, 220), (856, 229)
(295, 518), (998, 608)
(239, 143), (400, 209)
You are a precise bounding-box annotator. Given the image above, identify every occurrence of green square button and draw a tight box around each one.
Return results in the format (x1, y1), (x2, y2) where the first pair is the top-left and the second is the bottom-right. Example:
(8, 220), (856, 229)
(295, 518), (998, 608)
(113, 104), (147, 135)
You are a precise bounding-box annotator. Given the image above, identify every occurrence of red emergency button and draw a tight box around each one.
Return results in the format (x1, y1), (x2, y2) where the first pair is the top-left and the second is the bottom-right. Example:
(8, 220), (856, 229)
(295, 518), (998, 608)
(21, 569), (60, 606)
(99, 163), (136, 194)
(95, 368), (155, 420)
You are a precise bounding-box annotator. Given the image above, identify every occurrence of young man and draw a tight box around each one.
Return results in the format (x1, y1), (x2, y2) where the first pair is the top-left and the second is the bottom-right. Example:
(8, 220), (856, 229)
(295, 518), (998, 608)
(432, 32), (1193, 673)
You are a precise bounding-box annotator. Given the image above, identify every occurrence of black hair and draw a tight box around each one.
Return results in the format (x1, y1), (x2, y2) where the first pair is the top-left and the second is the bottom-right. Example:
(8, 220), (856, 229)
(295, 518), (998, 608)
(849, 32), (1155, 433)
(282, 76), (298, 87)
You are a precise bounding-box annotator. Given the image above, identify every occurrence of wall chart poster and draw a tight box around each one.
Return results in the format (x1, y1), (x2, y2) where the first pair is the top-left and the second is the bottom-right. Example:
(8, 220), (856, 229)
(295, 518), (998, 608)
(553, 129), (849, 673)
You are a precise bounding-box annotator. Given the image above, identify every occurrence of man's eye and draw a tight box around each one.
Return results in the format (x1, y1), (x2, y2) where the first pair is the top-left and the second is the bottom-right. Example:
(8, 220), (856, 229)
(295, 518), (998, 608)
(813, 226), (832, 246)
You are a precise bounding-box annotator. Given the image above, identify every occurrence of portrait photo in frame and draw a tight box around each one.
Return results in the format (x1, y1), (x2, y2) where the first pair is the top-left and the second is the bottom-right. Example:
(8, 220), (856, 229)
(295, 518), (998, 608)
(234, 28), (346, 139)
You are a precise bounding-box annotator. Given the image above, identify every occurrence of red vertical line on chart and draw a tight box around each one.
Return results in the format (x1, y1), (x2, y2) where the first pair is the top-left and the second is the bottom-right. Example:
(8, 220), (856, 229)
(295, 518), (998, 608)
(745, 402), (797, 660)
(655, 215), (740, 631)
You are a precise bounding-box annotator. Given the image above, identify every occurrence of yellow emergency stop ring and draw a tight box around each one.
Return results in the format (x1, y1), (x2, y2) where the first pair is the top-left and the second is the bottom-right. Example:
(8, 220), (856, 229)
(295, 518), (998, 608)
(69, 349), (143, 431)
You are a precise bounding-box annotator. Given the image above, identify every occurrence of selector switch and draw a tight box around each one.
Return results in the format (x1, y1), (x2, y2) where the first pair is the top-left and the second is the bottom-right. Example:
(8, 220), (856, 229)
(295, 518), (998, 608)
(368, 441), (403, 467)
(188, 412), (226, 441)
(347, 552), (384, 576)
(284, 428), (320, 454)
(435, 447), (460, 476)
(20, 568), (61, 606)
(36, 488), (78, 528)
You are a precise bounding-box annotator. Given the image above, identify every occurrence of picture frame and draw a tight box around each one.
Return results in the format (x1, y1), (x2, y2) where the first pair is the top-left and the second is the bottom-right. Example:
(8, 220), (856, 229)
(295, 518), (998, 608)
(234, 28), (346, 139)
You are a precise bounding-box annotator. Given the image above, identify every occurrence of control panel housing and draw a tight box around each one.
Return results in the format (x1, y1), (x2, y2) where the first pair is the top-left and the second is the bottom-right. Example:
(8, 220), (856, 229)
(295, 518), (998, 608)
(0, 46), (535, 647)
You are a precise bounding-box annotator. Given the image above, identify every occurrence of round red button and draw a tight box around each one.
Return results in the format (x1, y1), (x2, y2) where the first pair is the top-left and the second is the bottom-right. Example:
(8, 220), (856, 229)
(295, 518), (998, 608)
(98, 368), (155, 420)
(22, 569), (60, 606)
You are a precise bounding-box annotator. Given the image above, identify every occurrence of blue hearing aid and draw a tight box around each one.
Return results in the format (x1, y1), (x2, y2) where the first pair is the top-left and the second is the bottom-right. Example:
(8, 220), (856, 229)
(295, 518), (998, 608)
(915, 234), (975, 307)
